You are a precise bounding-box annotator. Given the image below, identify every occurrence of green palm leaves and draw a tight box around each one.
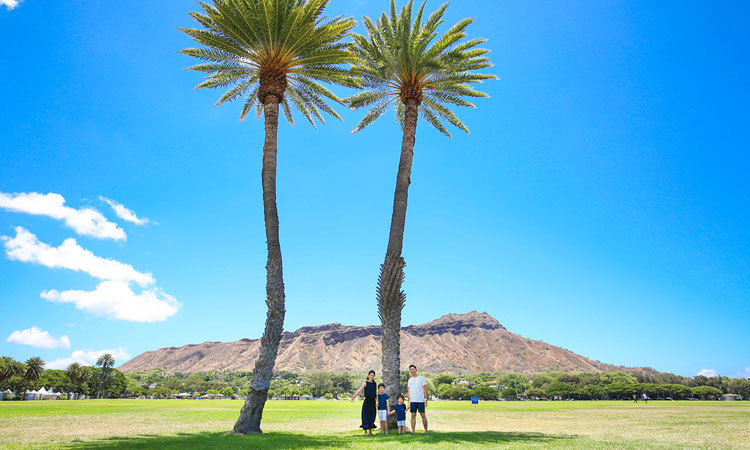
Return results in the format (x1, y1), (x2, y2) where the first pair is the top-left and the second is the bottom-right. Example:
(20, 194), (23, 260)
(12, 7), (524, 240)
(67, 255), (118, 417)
(346, 0), (495, 137)
(180, 0), (356, 126)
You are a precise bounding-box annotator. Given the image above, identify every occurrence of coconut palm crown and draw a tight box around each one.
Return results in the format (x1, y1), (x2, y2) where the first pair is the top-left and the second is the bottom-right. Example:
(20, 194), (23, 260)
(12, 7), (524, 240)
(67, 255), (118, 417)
(179, 0), (357, 125)
(346, 0), (495, 136)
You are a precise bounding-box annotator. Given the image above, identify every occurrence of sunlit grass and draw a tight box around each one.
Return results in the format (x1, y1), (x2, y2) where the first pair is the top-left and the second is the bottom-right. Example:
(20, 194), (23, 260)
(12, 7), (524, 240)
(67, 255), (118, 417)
(0, 399), (748, 449)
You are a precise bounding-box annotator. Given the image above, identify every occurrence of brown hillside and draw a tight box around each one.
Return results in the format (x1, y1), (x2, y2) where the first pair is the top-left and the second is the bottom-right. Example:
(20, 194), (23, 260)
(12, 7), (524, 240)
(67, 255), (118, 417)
(119, 311), (653, 375)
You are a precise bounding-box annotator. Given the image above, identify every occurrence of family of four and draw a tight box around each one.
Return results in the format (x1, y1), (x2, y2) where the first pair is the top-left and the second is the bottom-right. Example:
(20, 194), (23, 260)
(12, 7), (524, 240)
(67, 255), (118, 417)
(350, 364), (429, 436)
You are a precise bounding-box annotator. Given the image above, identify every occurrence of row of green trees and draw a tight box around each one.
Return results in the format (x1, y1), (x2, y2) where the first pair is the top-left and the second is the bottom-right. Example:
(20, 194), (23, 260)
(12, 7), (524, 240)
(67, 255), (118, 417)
(5, 358), (748, 401)
(0, 354), (117, 399)
(178, 0), (495, 433)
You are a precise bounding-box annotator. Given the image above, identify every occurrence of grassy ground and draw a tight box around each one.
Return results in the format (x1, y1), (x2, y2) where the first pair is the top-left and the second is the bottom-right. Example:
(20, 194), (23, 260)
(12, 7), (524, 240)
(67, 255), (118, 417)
(1, 399), (748, 449)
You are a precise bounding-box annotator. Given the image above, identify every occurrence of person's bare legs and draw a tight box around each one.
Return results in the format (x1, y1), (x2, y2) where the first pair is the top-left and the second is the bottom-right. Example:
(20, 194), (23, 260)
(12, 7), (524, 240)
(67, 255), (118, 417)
(411, 412), (417, 434)
(420, 412), (428, 435)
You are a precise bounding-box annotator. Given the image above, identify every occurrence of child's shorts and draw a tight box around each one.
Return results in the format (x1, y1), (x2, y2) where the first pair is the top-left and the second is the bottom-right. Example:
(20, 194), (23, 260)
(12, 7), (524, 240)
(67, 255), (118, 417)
(397, 420), (406, 427)
(378, 410), (388, 421)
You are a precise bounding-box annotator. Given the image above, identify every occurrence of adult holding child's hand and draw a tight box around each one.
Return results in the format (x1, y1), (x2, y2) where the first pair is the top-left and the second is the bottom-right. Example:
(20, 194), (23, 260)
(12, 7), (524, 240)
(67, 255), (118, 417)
(351, 370), (377, 436)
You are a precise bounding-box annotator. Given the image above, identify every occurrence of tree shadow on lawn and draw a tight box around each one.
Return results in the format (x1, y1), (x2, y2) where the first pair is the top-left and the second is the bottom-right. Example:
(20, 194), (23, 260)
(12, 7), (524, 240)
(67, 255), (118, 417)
(67, 430), (573, 449)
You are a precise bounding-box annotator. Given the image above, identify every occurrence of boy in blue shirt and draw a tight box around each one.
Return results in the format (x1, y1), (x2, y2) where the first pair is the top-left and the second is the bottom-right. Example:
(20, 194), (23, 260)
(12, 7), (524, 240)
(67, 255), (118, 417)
(377, 383), (391, 434)
(391, 394), (408, 434)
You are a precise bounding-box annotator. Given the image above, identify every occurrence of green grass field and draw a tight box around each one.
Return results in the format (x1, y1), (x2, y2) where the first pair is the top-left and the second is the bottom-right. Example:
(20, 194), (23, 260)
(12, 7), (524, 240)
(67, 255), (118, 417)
(1, 399), (748, 449)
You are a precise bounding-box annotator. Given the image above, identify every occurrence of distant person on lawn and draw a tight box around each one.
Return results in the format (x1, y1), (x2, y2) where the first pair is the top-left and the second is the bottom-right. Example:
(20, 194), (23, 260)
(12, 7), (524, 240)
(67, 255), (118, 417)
(351, 370), (377, 435)
(406, 364), (429, 435)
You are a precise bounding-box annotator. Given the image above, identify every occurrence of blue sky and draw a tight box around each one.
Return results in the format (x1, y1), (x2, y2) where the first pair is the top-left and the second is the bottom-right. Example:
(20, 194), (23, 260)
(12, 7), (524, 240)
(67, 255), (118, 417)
(1, 0), (748, 378)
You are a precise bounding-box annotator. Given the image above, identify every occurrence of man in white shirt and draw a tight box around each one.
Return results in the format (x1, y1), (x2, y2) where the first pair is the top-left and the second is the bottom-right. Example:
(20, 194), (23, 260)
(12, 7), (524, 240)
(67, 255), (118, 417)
(406, 364), (428, 435)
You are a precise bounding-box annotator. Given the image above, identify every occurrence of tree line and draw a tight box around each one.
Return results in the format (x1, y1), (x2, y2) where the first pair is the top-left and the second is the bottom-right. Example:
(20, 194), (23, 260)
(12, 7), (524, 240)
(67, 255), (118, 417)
(4, 356), (747, 401)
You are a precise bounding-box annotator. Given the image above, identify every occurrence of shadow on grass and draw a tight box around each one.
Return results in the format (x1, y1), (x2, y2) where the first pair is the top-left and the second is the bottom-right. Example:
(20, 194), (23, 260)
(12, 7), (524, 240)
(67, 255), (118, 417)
(66, 430), (573, 449)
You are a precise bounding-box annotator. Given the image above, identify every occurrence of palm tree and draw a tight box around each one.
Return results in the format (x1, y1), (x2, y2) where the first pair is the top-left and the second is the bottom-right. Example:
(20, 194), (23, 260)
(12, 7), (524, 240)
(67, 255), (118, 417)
(95, 353), (115, 399)
(345, 0), (495, 425)
(179, 0), (356, 434)
(0, 356), (24, 386)
(66, 362), (89, 399)
(23, 357), (45, 400)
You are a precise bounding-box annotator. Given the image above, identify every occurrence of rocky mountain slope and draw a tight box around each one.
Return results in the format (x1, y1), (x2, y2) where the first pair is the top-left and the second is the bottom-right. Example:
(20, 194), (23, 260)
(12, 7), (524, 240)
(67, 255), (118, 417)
(120, 311), (652, 375)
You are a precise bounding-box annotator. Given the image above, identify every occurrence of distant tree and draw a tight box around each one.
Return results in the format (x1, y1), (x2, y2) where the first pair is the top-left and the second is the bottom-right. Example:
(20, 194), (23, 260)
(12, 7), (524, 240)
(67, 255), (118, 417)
(532, 374), (554, 389)
(0, 357), (24, 389)
(664, 383), (692, 400)
(36, 369), (69, 392)
(579, 384), (605, 400)
(499, 373), (530, 398)
(728, 378), (750, 398)
(691, 385), (723, 400)
(432, 374), (455, 388)
(601, 371), (638, 385)
(22, 357), (45, 399)
(309, 372), (334, 398)
(604, 382), (638, 400)
(95, 354), (115, 399)
(526, 387), (546, 399)
(220, 387), (234, 398)
(470, 385), (498, 400)
(330, 373), (354, 399)
(546, 381), (576, 399)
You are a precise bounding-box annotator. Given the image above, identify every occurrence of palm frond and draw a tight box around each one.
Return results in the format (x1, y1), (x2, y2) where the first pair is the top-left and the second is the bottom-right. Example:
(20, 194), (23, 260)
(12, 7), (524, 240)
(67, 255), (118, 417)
(348, 0), (494, 137)
(181, 0), (355, 126)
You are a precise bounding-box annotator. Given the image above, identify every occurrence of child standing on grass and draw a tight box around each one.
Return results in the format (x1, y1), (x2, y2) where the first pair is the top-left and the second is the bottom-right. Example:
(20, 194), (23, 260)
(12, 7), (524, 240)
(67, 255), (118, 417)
(377, 383), (391, 434)
(391, 394), (407, 434)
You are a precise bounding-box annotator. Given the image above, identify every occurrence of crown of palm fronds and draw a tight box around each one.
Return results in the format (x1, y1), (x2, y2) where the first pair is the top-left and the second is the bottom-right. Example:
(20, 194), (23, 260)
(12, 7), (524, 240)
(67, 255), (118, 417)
(346, 0), (496, 137)
(180, 0), (356, 127)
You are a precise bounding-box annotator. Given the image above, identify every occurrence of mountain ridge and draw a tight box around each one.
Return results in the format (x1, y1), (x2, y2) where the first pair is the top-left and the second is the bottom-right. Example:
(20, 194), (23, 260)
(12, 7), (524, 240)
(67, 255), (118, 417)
(120, 311), (654, 376)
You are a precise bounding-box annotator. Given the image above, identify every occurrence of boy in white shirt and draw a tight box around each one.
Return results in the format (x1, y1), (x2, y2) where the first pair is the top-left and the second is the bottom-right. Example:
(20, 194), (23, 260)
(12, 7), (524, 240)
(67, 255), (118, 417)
(406, 364), (428, 435)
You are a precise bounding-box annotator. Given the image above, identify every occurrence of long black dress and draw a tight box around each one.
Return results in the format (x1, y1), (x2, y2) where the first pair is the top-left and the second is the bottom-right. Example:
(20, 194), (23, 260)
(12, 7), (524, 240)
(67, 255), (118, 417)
(359, 380), (377, 430)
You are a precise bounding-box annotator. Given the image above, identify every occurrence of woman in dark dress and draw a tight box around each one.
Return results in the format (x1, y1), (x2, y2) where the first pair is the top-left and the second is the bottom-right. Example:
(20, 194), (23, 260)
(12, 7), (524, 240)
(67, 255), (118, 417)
(351, 369), (377, 435)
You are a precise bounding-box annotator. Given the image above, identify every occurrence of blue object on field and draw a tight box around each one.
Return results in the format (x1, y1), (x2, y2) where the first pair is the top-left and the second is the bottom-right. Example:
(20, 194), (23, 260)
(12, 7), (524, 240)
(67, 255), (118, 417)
(471, 396), (479, 404)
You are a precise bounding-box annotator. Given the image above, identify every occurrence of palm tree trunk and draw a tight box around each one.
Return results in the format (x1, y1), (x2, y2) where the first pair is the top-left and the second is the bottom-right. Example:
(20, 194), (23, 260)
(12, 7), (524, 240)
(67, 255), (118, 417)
(233, 91), (286, 435)
(378, 97), (419, 430)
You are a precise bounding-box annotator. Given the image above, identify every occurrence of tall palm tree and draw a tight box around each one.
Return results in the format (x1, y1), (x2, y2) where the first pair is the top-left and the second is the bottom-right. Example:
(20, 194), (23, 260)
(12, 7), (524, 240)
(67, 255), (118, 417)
(23, 357), (45, 400)
(179, 0), (356, 434)
(345, 0), (495, 425)
(95, 353), (115, 399)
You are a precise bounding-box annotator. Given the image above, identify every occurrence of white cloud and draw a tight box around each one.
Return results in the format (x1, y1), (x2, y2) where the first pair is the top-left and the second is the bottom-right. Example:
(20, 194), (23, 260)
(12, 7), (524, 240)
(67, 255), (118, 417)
(46, 348), (131, 370)
(731, 367), (750, 379)
(697, 368), (718, 377)
(1, 0), (20, 11)
(0, 192), (125, 241)
(99, 196), (150, 226)
(42, 281), (180, 322)
(2, 227), (154, 286)
(6, 327), (71, 349)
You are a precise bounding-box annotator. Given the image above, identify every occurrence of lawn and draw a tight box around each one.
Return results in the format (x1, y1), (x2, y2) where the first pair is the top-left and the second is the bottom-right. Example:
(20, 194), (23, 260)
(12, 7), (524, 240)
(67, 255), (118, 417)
(1, 399), (748, 449)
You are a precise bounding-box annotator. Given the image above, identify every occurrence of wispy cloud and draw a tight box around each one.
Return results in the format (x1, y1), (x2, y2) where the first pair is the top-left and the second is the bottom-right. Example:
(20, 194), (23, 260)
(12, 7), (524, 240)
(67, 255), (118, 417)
(99, 196), (150, 226)
(731, 367), (750, 379)
(6, 327), (71, 349)
(696, 368), (718, 377)
(2, 227), (153, 286)
(42, 281), (180, 322)
(1, 0), (21, 11)
(0, 192), (126, 241)
(46, 348), (131, 370)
